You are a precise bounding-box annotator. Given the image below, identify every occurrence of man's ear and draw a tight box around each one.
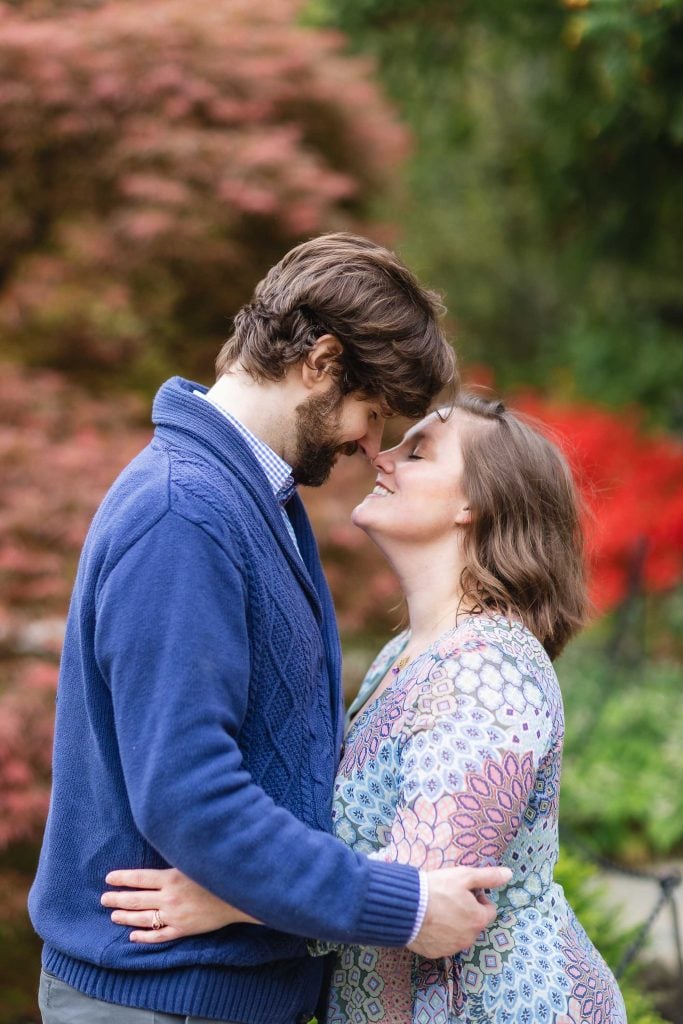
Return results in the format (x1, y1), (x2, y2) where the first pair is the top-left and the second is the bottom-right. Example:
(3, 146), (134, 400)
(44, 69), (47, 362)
(300, 334), (343, 390)
(455, 506), (472, 525)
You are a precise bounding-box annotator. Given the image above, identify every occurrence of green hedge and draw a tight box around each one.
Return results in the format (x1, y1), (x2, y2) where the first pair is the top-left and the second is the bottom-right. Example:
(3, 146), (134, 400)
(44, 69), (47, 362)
(559, 622), (683, 863)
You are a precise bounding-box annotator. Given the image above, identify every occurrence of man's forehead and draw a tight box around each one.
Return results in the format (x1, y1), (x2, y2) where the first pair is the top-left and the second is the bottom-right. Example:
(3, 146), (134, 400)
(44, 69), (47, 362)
(352, 392), (392, 417)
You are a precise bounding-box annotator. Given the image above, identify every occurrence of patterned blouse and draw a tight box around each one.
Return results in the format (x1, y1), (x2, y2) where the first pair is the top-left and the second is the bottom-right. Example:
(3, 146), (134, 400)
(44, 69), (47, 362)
(323, 615), (626, 1024)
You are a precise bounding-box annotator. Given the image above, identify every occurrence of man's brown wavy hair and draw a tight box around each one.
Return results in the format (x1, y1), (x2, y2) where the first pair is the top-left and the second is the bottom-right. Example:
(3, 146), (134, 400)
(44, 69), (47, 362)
(216, 233), (456, 418)
(455, 393), (589, 660)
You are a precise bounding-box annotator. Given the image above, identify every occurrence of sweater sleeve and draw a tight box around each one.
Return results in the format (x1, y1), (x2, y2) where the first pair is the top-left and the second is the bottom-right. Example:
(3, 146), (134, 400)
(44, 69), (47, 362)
(94, 510), (420, 946)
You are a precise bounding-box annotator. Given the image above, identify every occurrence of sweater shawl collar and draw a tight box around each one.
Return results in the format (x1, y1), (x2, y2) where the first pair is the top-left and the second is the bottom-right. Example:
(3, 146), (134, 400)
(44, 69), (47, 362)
(151, 377), (343, 743)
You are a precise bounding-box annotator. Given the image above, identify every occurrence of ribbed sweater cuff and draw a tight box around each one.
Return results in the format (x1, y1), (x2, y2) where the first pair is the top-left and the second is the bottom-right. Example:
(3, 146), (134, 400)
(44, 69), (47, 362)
(355, 860), (420, 947)
(41, 946), (322, 1023)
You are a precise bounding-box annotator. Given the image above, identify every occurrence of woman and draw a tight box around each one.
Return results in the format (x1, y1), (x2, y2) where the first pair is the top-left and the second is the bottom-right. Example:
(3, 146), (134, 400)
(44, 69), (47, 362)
(102, 393), (626, 1023)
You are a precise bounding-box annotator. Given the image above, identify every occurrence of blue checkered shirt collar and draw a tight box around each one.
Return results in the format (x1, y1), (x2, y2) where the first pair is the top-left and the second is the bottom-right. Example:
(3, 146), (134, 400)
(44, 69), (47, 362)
(197, 392), (297, 507)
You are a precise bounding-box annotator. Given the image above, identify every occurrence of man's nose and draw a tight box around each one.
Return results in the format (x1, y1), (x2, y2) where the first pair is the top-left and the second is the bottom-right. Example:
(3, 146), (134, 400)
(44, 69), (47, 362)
(357, 419), (384, 462)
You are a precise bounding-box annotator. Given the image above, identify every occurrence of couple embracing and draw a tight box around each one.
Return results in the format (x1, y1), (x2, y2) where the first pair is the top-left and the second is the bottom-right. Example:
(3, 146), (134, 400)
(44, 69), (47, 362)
(30, 234), (626, 1024)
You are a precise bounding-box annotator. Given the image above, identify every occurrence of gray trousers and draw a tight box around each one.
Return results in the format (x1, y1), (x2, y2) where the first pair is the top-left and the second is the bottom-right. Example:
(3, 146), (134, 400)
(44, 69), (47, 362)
(38, 970), (242, 1024)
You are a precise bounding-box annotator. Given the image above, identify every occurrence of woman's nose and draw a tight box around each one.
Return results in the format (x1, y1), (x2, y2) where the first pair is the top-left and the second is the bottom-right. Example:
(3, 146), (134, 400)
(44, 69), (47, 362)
(372, 449), (394, 473)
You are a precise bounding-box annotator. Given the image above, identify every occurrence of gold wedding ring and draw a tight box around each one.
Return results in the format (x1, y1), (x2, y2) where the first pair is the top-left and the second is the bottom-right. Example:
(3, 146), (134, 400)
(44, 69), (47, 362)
(152, 909), (164, 930)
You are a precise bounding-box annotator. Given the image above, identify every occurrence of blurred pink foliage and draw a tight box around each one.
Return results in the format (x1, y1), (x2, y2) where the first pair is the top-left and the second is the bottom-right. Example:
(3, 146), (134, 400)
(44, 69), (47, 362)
(0, 660), (59, 848)
(0, 0), (407, 385)
(0, 364), (150, 847)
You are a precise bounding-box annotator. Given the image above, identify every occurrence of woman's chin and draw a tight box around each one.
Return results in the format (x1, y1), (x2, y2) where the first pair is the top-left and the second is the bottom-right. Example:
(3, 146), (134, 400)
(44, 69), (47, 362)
(351, 497), (378, 532)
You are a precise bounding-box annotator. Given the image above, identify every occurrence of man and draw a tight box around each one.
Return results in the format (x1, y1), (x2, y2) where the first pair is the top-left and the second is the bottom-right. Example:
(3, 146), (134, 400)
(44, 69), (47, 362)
(30, 233), (511, 1024)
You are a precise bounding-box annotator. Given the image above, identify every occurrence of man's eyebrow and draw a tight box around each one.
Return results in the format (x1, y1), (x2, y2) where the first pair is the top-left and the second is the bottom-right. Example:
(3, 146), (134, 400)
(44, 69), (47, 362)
(377, 399), (395, 418)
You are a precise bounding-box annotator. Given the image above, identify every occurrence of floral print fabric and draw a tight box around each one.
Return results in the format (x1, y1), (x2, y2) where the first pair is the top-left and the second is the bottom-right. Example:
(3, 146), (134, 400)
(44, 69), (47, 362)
(325, 616), (626, 1024)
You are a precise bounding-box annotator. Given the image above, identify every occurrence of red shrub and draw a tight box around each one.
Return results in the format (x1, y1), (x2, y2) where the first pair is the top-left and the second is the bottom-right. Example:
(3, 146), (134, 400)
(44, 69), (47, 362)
(513, 394), (683, 611)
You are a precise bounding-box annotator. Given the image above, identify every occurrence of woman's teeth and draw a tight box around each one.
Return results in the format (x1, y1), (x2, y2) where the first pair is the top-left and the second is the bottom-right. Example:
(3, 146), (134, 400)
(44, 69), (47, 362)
(372, 483), (392, 496)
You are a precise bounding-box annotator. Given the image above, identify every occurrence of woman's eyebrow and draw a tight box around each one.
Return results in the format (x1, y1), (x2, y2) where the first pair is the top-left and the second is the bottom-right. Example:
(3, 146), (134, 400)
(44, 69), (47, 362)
(401, 430), (432, 450)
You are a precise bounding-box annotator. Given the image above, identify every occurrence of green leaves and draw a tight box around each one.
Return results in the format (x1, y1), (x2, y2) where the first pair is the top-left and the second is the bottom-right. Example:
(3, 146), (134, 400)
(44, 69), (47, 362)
(560, 628), (683, 861)
(312, 0), (683, 426)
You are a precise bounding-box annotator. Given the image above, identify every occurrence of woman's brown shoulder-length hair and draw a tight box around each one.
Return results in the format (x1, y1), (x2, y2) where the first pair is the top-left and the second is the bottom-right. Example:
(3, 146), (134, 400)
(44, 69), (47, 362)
(454, 392), (589, 660)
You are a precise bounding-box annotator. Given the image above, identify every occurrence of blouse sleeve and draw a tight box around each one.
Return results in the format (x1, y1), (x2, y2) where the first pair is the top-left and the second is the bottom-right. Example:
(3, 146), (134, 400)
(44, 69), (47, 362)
(374, 636), (557, 872)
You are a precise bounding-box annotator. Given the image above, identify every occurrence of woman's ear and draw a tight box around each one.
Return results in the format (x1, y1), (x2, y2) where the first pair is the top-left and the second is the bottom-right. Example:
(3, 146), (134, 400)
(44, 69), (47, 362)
(301, 334), (343, 389)
(455, 506), (472, 525)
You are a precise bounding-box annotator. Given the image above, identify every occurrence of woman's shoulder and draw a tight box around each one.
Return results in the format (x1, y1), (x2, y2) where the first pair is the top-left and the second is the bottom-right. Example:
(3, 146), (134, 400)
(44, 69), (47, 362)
(424, 614), (562, 709)
(447, 613), (551, 664)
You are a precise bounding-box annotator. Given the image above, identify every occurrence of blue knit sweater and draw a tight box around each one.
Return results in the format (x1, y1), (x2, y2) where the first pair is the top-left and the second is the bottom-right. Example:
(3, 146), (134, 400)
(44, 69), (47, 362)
(28, 377), (420, 1023)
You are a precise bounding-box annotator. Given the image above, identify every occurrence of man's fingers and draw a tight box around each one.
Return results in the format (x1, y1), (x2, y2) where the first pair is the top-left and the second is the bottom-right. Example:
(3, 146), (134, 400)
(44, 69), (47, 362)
(105, 868), (164, 889)
(463, 865), (512, 890)
(101, 889), (157, 910)
(477, 901), (498, 930)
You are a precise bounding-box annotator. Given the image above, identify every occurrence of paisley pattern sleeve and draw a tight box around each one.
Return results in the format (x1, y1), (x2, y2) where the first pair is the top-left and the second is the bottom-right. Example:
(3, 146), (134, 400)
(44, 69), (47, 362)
(376, 635), (557, 868)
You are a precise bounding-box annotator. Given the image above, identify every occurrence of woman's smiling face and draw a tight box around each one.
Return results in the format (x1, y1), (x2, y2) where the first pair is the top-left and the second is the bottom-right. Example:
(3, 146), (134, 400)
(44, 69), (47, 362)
(351, 409), (472, 544)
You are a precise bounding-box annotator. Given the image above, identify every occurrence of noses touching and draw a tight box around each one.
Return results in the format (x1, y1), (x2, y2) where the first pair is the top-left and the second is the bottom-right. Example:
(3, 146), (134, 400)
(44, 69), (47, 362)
(372, 449), (394, 474)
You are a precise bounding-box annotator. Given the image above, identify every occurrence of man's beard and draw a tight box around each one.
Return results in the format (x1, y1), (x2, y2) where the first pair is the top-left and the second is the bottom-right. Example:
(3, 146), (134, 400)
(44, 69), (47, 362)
(291, 388), (357, 487)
